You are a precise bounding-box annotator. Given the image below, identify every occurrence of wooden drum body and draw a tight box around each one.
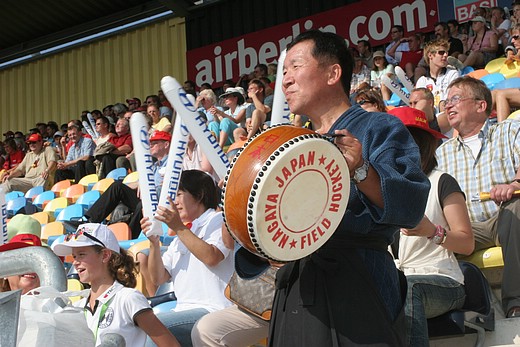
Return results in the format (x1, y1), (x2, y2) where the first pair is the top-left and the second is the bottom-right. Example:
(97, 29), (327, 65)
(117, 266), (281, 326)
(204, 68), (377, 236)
(222, 125), (350, 262)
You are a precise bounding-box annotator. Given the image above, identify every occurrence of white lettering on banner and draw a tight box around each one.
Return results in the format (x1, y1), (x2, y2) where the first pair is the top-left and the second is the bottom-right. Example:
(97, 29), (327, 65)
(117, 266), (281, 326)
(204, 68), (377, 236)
(455, 0), (497, 22)
(189, 0), (434, 86)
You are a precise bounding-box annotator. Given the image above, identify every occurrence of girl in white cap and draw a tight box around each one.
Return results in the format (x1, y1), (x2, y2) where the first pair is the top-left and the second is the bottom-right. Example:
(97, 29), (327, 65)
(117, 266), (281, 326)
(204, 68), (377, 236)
(52, 223), (179, 347)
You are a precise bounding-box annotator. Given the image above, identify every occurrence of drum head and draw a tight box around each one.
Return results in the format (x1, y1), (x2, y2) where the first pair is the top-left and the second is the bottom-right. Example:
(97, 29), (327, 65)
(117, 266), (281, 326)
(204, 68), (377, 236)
(223, 125), (350, 261)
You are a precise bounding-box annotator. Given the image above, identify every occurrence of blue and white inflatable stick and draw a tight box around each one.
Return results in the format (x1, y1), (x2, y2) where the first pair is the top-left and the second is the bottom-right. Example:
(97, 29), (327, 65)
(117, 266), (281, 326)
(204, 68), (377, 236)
(158, 115), (189, 209)
(82, 121), (97, 140)
(394, 66), (414, 94)
(271, 49), (291, 125)
(0, 187), (8, 245)
(382, 75), (410, 105)
(161, 76), (230, 179)
(87, 112), (100, 138)
(130, 112), (163, 237)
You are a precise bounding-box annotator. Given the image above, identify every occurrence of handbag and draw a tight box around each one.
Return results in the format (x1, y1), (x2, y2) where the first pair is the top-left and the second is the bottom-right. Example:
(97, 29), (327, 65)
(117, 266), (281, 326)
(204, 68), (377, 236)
(224, 265), (277, 321)
(17, 286), (95, 347)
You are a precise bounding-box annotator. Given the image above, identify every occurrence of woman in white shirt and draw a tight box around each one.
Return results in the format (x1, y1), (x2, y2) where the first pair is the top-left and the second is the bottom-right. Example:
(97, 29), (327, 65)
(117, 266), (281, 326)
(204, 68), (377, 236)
(142, 169), (234, 347)
(370, 51), (395, 100)
(52, 223), (179, 347)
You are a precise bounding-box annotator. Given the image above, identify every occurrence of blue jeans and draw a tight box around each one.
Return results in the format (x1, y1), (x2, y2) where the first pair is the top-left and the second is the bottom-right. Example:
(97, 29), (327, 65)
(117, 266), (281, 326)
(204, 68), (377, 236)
(146, 308), (209, 347)
(405, 275), (466, 347)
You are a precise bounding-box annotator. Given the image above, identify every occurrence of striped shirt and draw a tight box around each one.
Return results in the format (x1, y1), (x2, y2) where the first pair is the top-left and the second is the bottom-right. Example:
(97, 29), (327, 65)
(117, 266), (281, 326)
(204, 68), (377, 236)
(436, 119), (520, 222)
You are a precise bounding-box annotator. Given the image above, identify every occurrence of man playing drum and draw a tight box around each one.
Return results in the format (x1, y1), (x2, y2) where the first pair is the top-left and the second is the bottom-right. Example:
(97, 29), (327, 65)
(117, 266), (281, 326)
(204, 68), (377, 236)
(267, 30), (430, 346)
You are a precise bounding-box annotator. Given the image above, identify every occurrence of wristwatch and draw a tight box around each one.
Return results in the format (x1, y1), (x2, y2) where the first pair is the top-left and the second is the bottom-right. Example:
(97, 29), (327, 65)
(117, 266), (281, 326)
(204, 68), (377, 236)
(352, 160), (369, 184)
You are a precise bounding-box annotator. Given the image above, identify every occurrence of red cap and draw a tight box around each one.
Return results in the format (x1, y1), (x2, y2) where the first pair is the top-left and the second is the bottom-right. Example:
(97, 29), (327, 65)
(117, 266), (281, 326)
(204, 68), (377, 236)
(388, 107), (447, 139)
(26, 133), (43, 143)
(150, 131), (172, 142)
(0, 233), (42, 252)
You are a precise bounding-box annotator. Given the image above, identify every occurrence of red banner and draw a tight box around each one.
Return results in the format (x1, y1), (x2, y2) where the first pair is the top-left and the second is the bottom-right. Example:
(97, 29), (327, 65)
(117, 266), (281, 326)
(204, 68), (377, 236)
(187, 0), (439, 87)
(453, 0), (498, 23)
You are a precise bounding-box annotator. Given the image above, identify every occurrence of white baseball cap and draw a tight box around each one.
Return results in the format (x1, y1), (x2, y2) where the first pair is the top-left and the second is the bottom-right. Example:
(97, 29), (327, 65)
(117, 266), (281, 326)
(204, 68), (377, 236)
(52, 223), (120, 256)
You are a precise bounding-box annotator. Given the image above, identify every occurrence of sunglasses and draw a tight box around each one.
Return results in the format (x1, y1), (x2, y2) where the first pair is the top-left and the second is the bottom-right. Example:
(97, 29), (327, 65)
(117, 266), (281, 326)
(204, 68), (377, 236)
(436, 50), (448, 56)
(512, 35), (520, 40)
(65, 229), (106, 248)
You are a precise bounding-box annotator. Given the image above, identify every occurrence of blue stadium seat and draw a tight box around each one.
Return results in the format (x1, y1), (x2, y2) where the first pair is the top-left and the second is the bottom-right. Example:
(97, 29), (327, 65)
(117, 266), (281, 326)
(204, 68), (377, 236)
(33, 190), (56, 210)
(55, 204), (85, 222)
(480, 72), (505, 90)
(5, 191), (24, 202)
(106, 167), (127, 181)
(25, 186), (44, 202)
(75, 190), (101, 210)
(6, 196), (30, 217)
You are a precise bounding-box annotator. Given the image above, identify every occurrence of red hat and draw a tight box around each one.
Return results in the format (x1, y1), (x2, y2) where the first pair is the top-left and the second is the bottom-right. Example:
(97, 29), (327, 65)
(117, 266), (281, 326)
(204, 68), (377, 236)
(150, 130), (172, 142)
(0, 233), (42, 252)
(388, 107), (447, 139)
(26, 133), (43, 143)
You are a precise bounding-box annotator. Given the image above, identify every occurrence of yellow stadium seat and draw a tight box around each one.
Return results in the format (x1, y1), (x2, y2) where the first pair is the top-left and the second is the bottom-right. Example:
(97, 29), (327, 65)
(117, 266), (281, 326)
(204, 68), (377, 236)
(43, 197), (69, 221)
(31, 211), (50, 225)
(485, 57), (506, 74)
(91, 178), (114, 194)
(508, 109), (520, 120)
(78, 173), (99, 189)
(41, 221), (65, 242)
(67, 278), (85, 304)
(499, 61), (520, 79)
(123, 171), (139, 188)
(127, 239), (152, 260)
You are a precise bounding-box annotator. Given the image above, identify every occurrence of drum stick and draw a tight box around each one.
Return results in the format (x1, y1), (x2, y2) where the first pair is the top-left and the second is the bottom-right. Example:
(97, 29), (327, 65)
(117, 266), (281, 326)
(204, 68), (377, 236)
(87, 113), (100, 138)
(161, 76), (230, 179)
(471, 190), (520, 202)
(382, 75), (410, 105)
(394, 66), (414, 93)
(158, 115), (189, 209)
(130, 112), (163, 237)
(0, 188), (7, 245)
(271, 49), (291, 125)
(82, 121), (97, 140)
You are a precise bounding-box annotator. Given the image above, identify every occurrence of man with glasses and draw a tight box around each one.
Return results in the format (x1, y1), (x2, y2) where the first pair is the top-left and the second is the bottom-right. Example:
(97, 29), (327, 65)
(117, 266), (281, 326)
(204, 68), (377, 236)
(1, 133), (58, 192)
(385, 25), (409, 65)
(416, 39), (460, 113)
(437, 76), (520, 319)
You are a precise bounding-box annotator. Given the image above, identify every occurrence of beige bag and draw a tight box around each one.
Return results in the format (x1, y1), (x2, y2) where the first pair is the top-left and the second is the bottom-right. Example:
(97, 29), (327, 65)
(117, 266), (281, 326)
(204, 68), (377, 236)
(224, 266), (277, 321)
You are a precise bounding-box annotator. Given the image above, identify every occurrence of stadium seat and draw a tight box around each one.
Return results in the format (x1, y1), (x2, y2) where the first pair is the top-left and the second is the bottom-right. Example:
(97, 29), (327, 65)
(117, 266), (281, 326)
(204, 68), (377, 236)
(493, 77), (520, 90)
(106, 167), (127, 181)
(51, 180), (72, 195)
(43, 197), (69, 221)
(60, 184), (85, 203)
(467, 68), (489, 80)
(41, 221), (65, 242)
(108, 222), (132, 241)
(480, 72), (505, 90)
(499, 61), (520, 79)
(25, 185), (44, 202)
(460, 66), (474, 76)
(123, 171), (139, 187)
(31, 211), (51, 225)
(78, 174), (99, 191)
(33, 190), (56, 210)
(75, 190), (100, 209)
(91, 178), (114, 194)
(485, 57), (506, 74)
(5, 191), (24, 202)
(508, 109), (520, 120)
(6, 196), (30, 217)
(55, 204), (85, 222)
(120, 233), (148, 251)
(67, 278), (85, 304)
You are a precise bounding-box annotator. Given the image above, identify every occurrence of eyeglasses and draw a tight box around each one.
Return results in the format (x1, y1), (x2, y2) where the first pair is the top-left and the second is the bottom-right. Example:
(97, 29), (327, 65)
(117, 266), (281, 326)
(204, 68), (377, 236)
(65, 230), (106, 248)
(512, 35), (520, 40)
(445, 95), (477, 106)
(95, 122), (104, 126)
(435, 50), (448, 56)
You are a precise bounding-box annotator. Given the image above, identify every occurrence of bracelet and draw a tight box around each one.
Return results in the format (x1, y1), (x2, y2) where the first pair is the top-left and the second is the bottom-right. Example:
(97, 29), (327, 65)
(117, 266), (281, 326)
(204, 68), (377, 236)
(428, 224), (447, 245)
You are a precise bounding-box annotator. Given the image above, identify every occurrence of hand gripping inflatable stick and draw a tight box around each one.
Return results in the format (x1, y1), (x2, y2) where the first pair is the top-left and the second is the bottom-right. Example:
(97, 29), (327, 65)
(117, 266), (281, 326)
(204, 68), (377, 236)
(82, 121), (97, 139)
(157, 116), (189, 210)
(160, 76), (230, 179)
(270, 49), (291, 126)
(87, 112), (100, 138)
(130, 112), (163, 237)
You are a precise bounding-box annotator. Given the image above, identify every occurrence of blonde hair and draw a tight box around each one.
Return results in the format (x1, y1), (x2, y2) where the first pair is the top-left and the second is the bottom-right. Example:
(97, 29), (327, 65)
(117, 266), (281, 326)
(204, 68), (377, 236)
(423, 39), (450, 66)
(199, 89), (217, 104)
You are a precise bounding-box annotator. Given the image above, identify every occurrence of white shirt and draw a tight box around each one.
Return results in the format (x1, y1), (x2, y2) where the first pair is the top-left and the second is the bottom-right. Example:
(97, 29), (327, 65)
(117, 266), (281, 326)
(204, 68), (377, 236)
(76, 281), (151, 347)
(162, 209), (234, 312)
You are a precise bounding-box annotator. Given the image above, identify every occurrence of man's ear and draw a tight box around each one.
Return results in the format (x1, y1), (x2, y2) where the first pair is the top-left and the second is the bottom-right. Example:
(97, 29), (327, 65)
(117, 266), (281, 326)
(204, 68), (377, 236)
(327, 64), (342, 86)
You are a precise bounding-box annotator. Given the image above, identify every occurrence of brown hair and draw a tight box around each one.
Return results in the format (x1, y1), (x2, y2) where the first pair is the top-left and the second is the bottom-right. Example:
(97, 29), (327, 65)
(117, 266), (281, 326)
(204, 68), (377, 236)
(93, 245), (138, 288)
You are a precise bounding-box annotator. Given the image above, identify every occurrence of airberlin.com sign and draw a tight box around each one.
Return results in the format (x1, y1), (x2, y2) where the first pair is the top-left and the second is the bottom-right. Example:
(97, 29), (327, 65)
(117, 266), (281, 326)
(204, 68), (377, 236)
(187, 0), (439, 87)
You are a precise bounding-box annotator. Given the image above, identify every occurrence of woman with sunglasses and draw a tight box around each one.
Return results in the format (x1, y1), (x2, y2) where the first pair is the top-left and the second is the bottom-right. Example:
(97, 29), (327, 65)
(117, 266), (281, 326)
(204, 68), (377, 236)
(140, 169), (234, 347)
(415, 39), (460, 113)
(52, 223), (179, 347)
(388, 107), (473, 347)
(492, 23), (520, 122)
